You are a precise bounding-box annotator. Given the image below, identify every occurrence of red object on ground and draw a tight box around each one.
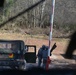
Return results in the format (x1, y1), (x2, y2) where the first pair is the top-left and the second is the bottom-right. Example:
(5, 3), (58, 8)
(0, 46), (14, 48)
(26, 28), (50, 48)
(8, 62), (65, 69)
(46, 56), (51, 70)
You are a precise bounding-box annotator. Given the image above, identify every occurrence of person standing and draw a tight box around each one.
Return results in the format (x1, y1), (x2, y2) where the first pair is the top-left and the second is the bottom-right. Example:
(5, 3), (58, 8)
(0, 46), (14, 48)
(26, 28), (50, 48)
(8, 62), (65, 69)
(37, 45), (50, 69)
(37, 45), (46, 67)
(42, 46), (48, 69)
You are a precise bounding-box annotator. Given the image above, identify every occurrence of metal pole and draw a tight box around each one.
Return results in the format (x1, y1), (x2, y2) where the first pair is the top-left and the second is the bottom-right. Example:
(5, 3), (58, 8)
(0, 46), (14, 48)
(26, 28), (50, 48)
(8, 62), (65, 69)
(48, 0), (55, 56)
(46, 0), (55, 70)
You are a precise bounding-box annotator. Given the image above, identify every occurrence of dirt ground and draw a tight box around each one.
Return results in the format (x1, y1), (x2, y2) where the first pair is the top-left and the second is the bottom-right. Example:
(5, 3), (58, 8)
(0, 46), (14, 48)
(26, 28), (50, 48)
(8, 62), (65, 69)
(25, 37), (76, 69)
(0, 33), (76, 68)
(25, 38), (76, 61)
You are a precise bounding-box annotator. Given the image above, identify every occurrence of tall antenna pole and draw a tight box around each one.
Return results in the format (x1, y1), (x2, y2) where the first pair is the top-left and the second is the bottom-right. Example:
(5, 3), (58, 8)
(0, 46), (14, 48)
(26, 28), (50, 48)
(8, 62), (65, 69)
(46, 0), (55, 70)
(48, 0), (55, 56)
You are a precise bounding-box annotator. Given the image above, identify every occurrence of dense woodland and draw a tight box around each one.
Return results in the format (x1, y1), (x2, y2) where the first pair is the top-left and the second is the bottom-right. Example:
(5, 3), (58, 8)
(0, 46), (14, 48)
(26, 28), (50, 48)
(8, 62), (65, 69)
(0, 0), (76, 38)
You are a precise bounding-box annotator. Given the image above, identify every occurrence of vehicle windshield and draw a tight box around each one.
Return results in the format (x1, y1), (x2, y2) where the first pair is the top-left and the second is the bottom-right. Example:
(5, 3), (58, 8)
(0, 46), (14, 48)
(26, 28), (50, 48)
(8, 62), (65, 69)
(0, 42), (20, 53)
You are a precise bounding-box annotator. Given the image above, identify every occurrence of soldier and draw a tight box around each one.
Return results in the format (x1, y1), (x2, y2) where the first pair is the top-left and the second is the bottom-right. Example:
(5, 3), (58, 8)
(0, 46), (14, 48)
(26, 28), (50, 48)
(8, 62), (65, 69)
(37, 45), (49, 69)
(37, 45), (46, 67)
(42, 46), (48, 69)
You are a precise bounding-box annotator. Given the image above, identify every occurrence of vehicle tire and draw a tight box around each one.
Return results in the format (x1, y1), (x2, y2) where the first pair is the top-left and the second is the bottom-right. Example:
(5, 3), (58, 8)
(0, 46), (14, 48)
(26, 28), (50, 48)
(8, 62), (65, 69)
(19, 60), (26, 70)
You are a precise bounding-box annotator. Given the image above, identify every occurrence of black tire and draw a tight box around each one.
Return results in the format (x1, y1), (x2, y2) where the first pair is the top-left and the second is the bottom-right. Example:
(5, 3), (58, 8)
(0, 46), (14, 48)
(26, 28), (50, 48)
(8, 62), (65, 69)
(18, 60), (26, 70)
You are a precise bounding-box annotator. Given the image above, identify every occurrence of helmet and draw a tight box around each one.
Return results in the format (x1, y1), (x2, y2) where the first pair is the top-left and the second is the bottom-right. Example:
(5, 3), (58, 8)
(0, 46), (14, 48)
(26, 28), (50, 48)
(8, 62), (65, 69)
(42, 45), (46, 50)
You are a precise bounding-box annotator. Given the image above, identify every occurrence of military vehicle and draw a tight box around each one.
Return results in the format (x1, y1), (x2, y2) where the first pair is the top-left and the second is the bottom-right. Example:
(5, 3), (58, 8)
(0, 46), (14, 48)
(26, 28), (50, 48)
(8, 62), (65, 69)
(0, 40), (27, 70)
